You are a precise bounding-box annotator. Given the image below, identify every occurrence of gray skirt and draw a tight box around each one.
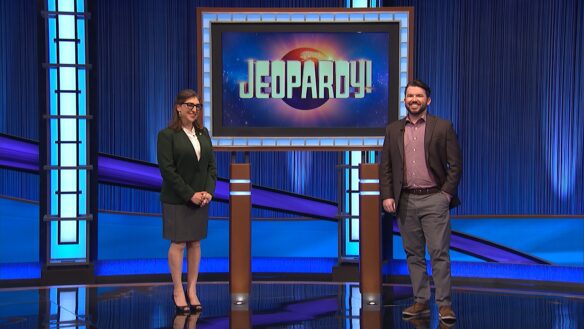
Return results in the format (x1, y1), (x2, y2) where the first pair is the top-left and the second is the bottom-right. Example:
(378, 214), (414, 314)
(162, 202), (209, 242)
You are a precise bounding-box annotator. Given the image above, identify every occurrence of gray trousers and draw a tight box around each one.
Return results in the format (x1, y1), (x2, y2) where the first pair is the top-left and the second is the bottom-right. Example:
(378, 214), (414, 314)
(396, 192), (452, 306)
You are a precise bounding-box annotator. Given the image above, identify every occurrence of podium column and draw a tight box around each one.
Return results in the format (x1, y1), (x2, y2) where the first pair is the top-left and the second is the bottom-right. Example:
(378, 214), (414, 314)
(229, 157), (251, 309)
(230, 309), (252, 329)
(358, 163), (381, 308)
(360, 308), (382, 329)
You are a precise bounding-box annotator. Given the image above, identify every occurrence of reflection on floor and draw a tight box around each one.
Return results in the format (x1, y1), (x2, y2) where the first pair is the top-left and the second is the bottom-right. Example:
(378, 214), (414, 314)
(0, 282), (582, 328)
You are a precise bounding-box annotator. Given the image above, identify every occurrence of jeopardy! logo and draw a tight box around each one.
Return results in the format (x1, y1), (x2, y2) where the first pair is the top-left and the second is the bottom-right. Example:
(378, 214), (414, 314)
(239, 47), (372, 110)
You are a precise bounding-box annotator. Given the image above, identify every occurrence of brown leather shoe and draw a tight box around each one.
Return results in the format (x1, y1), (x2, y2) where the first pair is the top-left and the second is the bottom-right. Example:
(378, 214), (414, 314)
(438, 305), (456, 323)
(402, 302), (430, 318)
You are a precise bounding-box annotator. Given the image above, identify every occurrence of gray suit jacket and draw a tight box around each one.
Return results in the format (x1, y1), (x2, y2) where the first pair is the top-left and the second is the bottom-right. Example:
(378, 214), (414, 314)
(379, 114), (462, 209)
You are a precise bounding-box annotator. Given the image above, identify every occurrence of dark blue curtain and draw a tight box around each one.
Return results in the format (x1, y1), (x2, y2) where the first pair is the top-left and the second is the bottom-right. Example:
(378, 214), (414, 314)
(92, 0), (343, 161)
(213, 151), (338, 219)
(0, 1), (39, 200)
(389, 0), (584, 214)
(91, 0), (343, 215)
(1, 0), (582, 215)
(0, 1), (39, 140)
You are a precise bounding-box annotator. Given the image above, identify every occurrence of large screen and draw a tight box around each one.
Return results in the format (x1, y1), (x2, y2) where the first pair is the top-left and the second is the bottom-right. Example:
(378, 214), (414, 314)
(211, 22), (400, 138)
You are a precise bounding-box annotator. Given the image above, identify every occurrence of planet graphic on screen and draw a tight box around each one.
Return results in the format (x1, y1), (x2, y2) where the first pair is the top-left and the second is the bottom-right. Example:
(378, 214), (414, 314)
(281, 47), (330, 110)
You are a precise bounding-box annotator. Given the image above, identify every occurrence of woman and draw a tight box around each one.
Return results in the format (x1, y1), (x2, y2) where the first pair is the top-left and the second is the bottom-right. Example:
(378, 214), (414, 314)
(157, 89), (217, 314)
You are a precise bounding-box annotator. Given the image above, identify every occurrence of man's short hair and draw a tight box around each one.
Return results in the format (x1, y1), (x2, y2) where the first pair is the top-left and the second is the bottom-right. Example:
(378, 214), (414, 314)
(405, 79), (431, 98)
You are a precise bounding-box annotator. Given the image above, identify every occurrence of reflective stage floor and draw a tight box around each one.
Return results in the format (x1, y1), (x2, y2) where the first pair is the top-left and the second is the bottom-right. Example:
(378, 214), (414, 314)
(1, 281), (582, 329)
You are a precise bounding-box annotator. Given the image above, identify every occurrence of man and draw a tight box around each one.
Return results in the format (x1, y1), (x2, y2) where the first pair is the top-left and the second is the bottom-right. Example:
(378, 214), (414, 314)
(379, 79), (462, 324)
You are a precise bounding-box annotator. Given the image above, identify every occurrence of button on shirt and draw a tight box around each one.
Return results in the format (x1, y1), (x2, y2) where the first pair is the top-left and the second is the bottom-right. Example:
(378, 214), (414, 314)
(403, 114), (436, 189)
(182, 127), (201, 161)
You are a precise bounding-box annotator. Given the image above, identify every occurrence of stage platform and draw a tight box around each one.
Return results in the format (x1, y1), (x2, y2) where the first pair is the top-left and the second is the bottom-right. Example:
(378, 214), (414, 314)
(1, 281), (582, 328)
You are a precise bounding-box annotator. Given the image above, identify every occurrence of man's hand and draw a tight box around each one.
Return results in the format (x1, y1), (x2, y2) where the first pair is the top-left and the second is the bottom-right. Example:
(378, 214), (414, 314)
(382, 198), (396, 213)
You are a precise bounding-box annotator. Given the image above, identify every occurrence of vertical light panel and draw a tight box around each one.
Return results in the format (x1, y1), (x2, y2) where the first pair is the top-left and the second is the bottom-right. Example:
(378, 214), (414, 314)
(58, 290), (77, 322)
(43, 0), (91, 265)
(343, 284), (361, 329)
(339, 0), (409, 260)
(48, 287), (87, 328)
(351, 0), (369, 8)
(343, 151), (377, 258)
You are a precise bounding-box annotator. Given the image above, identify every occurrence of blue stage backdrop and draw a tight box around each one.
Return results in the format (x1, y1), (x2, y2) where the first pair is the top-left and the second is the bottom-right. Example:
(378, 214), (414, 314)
(0, 0), (583, 280)
(90, 0), (343, 216)
(0, 1), (39, 201)
(1, 0), (581, 215)
(391, 0), (583, 215)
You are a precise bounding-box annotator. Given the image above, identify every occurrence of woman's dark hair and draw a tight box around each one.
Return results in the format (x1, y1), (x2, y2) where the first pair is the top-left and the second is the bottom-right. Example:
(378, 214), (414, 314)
(168, 89), (204, 132)
(404, 79), (431, 98)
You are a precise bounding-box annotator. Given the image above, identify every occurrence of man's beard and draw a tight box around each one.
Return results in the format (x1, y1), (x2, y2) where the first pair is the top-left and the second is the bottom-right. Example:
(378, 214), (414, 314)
(405, 102), (428, 115)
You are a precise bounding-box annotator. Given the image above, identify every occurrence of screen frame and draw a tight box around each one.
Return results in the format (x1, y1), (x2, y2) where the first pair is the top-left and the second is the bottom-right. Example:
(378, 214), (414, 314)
(197, 8), (414, 150)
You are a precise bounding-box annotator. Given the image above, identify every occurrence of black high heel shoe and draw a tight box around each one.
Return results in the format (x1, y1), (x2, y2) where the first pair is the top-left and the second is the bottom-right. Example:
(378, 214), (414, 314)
(172, 294), (191, 315)
(185, 293), (203, 313)
(191, 304), (203, 313)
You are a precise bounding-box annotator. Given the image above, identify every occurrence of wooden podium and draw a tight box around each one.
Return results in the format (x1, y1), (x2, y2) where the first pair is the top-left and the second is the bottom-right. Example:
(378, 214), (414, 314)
(358, 163), (382, 309)
(229, 159), (252, 309)
(230, 308), (251, 329)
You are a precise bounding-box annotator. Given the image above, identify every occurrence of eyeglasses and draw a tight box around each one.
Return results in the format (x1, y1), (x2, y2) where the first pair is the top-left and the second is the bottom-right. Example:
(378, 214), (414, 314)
(182, 103), (202, 112)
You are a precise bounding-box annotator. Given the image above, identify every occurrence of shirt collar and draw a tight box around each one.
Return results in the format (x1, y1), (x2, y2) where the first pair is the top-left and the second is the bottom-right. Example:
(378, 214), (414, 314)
(182, 126), (196, 135)
(405, 112), (427, 125)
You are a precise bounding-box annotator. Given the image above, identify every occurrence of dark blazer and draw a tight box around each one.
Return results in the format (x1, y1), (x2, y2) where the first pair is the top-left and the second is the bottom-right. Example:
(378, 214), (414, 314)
(157, 127), (217, 204)
(379, 114), (462, 209)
